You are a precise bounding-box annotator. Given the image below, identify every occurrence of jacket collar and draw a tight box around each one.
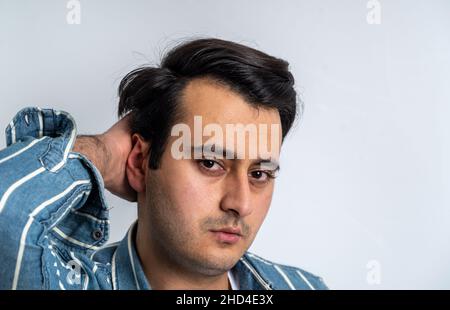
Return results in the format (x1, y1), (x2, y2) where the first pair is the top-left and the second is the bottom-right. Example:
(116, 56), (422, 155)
(111, 222), (150, 290)
(112, 221), (271, 290)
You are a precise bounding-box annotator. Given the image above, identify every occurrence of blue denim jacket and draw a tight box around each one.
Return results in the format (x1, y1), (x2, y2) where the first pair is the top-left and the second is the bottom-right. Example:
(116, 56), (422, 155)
(0, 107), (328, 290)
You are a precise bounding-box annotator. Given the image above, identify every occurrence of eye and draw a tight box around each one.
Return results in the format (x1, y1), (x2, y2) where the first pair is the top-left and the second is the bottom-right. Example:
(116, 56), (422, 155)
(249, 170), (276, 183)
(251, 171), (265, 179)
(202, 160), (216, 169)
(197, 159), (224, 173)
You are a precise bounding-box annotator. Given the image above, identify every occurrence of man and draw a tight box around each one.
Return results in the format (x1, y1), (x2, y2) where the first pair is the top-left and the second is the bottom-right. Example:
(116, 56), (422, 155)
(0, 38), (327, 290)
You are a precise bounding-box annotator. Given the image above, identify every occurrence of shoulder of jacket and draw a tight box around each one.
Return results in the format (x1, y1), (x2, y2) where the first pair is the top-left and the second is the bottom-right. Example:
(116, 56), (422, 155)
(243, 252), (329, 290)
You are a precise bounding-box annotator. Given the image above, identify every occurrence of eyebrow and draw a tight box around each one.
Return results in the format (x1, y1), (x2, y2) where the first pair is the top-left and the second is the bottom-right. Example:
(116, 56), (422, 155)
(191, 145), (280, 171)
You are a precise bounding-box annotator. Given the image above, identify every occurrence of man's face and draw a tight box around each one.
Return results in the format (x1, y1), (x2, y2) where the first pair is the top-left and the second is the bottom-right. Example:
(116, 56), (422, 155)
(141, 78), (282, 276)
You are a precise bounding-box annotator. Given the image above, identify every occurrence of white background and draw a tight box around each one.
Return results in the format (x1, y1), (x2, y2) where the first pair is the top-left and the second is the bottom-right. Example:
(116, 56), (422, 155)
(1, 0), (449, 289)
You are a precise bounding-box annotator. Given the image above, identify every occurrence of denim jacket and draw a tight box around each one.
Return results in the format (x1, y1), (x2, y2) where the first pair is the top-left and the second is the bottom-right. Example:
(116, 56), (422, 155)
(0, 107), (328, 290)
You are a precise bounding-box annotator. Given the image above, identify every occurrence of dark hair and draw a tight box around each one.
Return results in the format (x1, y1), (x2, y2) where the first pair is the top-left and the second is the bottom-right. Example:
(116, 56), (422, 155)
(118, 38), (298, 169)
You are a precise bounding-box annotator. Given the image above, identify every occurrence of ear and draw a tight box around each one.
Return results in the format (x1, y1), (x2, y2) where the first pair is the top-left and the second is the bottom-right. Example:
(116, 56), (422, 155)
(126, 133), (150, 193)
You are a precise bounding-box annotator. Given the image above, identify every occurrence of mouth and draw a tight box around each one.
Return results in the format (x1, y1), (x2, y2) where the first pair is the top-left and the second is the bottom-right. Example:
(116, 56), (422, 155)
(209, 227), (242, 244)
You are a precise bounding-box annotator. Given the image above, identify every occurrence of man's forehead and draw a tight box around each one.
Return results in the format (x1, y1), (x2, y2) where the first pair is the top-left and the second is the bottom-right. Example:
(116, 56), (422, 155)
(180, 78), (281, 127)
(168, 78), (283, 163)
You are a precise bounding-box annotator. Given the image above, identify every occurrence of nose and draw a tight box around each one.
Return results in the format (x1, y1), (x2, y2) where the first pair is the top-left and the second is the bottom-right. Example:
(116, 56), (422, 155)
(220, 173), (252, 218)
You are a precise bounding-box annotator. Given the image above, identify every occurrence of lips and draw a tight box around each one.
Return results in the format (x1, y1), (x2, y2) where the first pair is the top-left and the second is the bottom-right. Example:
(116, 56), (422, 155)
(210, 227), (242, 244)
(213, 227), (242, 235)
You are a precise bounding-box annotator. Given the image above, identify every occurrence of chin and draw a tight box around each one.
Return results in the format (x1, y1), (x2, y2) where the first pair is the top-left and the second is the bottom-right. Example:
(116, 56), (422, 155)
(191, 250), (241, 275)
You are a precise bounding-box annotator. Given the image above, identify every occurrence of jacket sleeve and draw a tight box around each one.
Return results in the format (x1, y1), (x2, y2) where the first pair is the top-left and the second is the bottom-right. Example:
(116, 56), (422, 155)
(0, 107), (109, 289)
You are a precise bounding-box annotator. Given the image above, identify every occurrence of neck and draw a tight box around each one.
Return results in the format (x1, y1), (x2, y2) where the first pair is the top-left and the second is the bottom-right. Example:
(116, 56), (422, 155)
(135, 221), (231, 290)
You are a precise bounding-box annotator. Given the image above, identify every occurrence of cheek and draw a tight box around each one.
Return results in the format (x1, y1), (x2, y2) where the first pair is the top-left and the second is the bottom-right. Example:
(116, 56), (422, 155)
(249, 187), (274, 230)
(159, 160), (219, 221)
